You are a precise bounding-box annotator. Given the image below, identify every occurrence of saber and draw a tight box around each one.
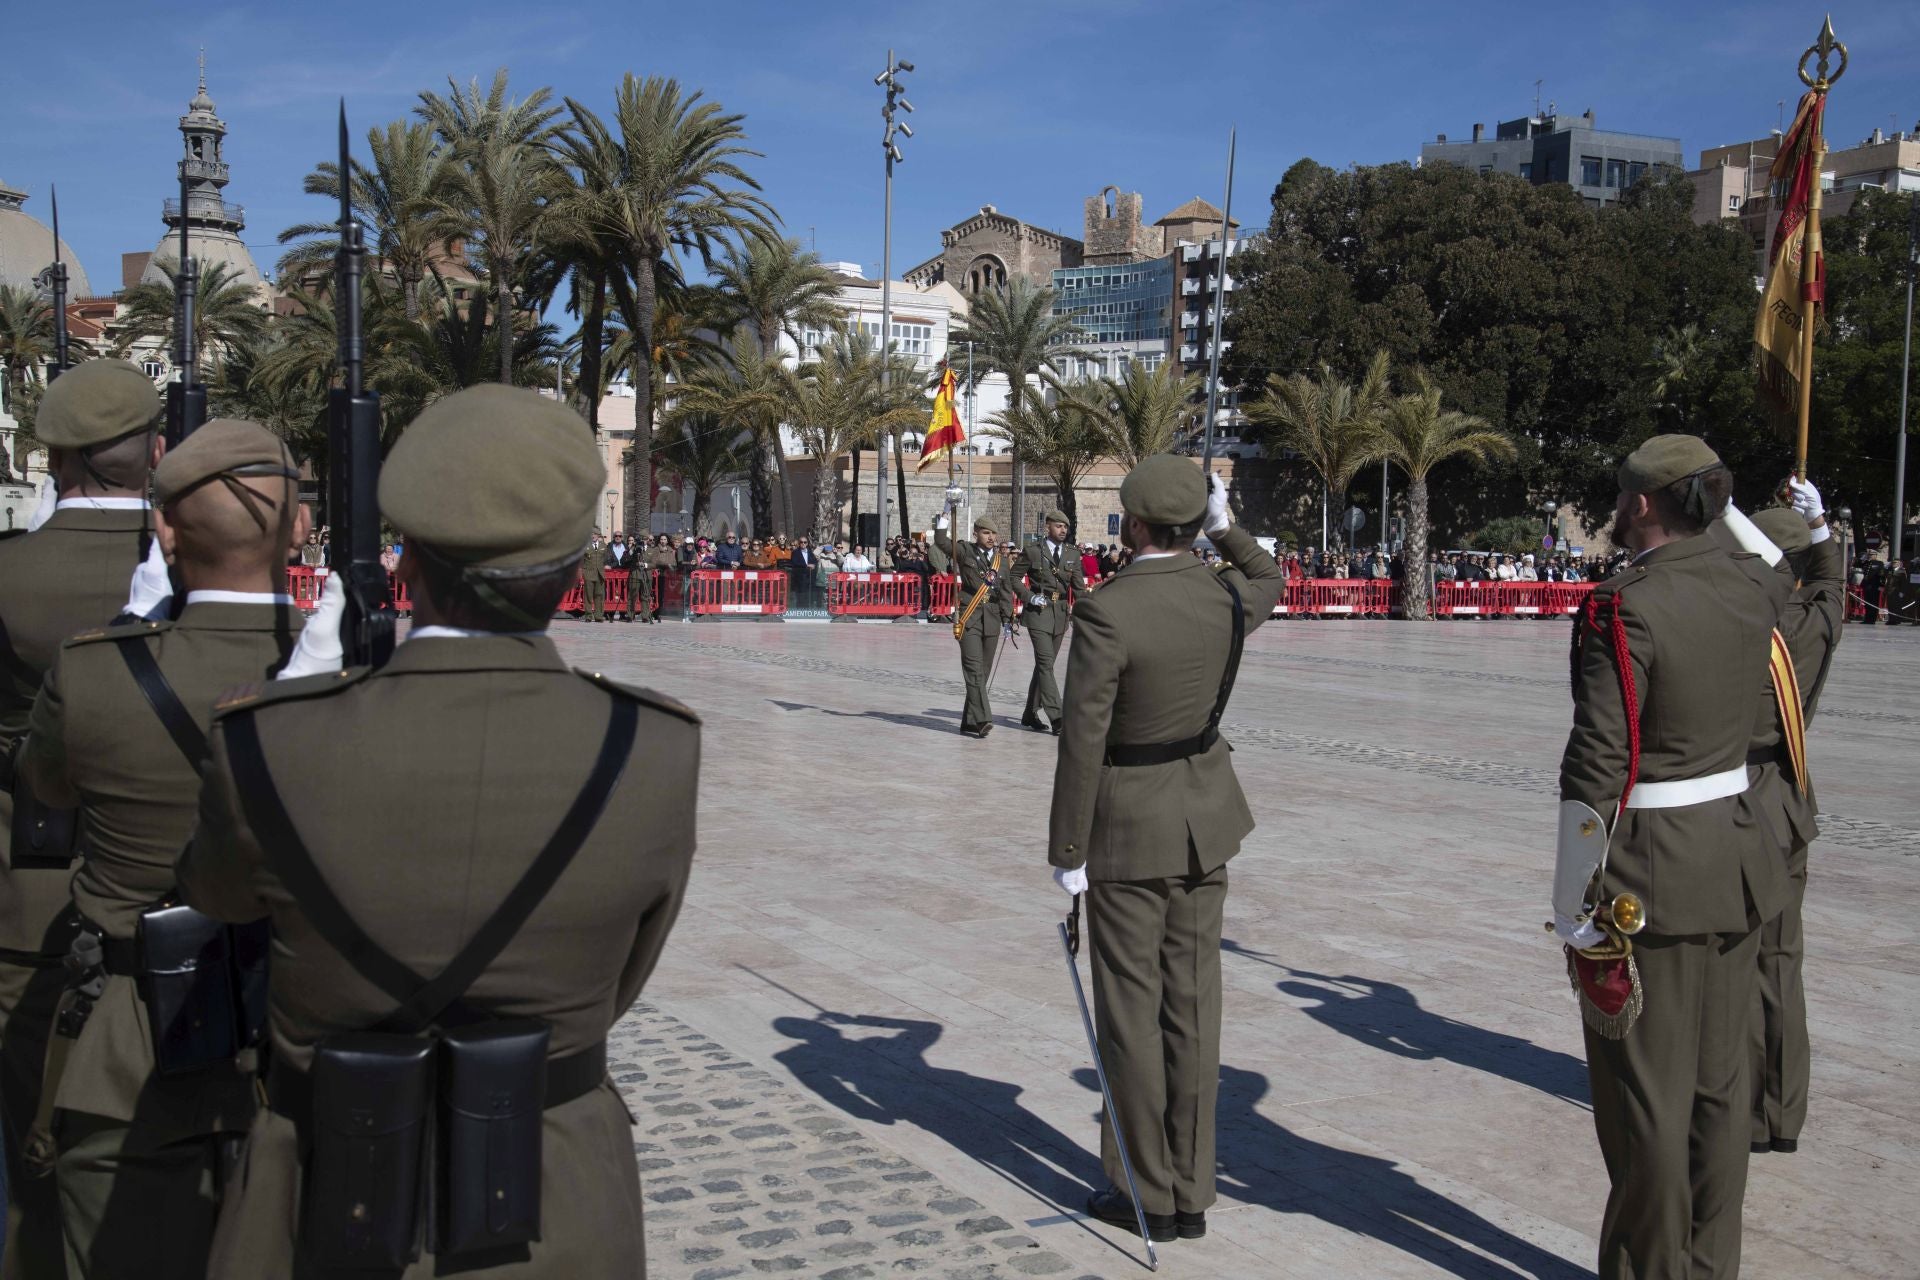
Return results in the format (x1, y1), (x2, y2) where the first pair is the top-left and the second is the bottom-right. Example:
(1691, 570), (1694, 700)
(1059, 894), (1158, 1271)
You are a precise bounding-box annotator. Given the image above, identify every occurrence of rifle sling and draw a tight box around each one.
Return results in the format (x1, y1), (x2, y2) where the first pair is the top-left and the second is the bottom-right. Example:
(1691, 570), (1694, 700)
(223, 696), (637, 1033)
(114, 637), (208, 772)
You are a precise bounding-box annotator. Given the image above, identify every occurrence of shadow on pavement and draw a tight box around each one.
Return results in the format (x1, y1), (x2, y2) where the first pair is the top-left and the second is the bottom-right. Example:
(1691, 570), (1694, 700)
(1222, 940), (1591, 1109)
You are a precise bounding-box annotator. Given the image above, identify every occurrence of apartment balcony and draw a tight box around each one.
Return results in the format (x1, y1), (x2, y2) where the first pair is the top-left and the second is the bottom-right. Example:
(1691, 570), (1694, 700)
(1181, 278), (1202, 295)
(1180, 344), (1200, 361)
(1180, 311), (1200, 328)
(1181, 244), (1203, 262)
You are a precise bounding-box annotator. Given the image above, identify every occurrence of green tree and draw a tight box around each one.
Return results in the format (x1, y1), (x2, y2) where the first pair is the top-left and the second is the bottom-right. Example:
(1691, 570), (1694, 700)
(1354, 373), (1516, 619)
(656, 409), (752, 535)
(789, 328), (922, 539)
(1064, 360), (1202, 468)
(1243, 351), (1391, 551)
(113, 258), (269, 375)
(952, 279), (1086, 533)
(985, 376), (1105, 528)
(1464, 515), (1545, 556)
(556, 75), (776, 539)
(0, 284), (55, 479)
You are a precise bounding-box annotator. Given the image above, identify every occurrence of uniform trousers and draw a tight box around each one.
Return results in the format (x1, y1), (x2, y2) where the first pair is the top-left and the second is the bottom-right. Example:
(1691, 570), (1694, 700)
(1087, 861), (1227, 1217)
(1022, 627), (1063, 726)
(958, 622), (1000, 732)
(582, 579), (605, 622)
(629, 568), (653, 620)
(1585, 927), (1760, 1280)
(54, 1110), (228, 1279)
(0, 958), (67, 1280)
(1751, 842), (1810, 1148)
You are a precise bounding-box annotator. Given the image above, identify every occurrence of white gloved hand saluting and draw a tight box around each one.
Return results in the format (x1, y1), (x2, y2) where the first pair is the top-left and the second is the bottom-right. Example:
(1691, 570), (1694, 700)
(26, 476), (59, 533)
(1553, 913), (1606, 952)
(1053, 865), (1089, 897)
(277, 573), (347, 679)
(1204, 472), (1231, 535)
(935, 513), (950, 532)
(123, 538), (174, 621)
(1029, 592), (1046, 607)
(1785, 477), (1832, 544)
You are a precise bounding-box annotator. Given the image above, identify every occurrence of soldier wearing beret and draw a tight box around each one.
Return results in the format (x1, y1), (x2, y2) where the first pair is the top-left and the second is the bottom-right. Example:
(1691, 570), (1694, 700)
(580, 530), (608, 622)
(177, 386), (699, 1277)
(934, 512), (1015, 738)
(0, 359), (163, 1278)
(15, 419), (305, 1278)
(1047, 456), (1283, 1243)
(1010, 509), (1086, 735)
(1552, 434), (1785, 1279)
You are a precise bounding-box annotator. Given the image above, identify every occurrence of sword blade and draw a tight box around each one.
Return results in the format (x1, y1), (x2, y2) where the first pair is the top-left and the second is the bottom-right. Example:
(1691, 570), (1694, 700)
(1058, 915), (1158, 1271)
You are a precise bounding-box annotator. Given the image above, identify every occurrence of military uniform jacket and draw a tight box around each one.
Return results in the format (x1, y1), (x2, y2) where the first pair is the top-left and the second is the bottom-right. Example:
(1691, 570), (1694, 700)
(580, 545), (607, 582)
(1743, 536), (1844, 858)
(0, 505), (148, 957)
(1049, 527), (1285, 881)
(934, 531), (1014, 636)
(1011, 537), (1087, 636)
(178, 634), (698, 1278)
(16, 599), (301, 1128)
(1559, 534), (1786, 936)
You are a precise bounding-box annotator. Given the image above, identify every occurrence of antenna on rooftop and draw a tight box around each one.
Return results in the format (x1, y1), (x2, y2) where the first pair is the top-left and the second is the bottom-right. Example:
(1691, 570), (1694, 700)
(1534, 79), (1543, 118)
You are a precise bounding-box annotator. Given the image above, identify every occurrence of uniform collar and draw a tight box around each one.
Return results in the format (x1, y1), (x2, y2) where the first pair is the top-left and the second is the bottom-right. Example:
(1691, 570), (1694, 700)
(1634, 532), (1722, 569)
(40, 506), (150, 533)
(175, 598), (305, 631)
(376, 632), (569, 677)
(55, 496), (149, 511)
(1119, 550), (1198, 575)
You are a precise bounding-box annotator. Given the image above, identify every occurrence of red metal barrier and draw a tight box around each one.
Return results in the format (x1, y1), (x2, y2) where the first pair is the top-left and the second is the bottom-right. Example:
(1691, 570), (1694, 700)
(827, 572), (922, 617)
(1433, 581), (1502, 616)
(929, 574), (955, 618)
(286, 565), (412, 615)
(1539, 582), (1595, 615)
(689, 569), (787, 616)
(1306, 579), (1393, 617)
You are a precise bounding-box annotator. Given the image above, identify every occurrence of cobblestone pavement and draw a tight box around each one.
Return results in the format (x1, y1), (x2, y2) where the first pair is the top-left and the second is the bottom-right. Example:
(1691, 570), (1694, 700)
(614, 1003), (1114, 1280)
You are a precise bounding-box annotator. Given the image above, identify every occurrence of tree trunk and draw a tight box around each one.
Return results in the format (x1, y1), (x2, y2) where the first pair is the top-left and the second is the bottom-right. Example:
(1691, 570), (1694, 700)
(625, 261), (657, 538)
(1011, 444), (1025, 539)
(747, 438), (774, 538)
(403, 270), (422, 324)
(773, 447), (796, 539)
(692, 486), (711, 537)
(576, 269), (606, 431)
(849, 448), (862, 542)
(812, 458), (839, 546)
(893, 430), (910, 539)
(496, 275), (514, 386)
(1406, 475), (1432, 621)
(1054, 469), (1077, 531)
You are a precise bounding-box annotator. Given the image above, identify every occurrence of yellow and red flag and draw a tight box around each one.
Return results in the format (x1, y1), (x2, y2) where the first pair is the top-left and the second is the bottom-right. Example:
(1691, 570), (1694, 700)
(916, 364), (966, 472)
(1754, 90), (1827, 415)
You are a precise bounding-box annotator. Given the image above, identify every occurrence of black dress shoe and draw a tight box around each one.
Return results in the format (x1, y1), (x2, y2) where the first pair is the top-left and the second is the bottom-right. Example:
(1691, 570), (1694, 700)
(1086, 1187), (1175, 1242)
(1021, 715), (1047, 732)
(961, 725), (987, 739)
(1176, 1210), (1206, 1239)
(1771, 1137), (1798, 1153)
(1049, 721), (1062, 737)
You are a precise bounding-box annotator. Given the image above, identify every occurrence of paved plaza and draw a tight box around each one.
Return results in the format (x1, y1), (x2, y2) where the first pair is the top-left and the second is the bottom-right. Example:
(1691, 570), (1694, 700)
(553, 614), (1920, 1279)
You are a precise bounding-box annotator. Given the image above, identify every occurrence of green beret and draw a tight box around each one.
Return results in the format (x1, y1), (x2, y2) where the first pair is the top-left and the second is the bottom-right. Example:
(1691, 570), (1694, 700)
(1752, 507), (1813, 556)
(1119, 454), (1206, 525)
(153, 418), (298, 508)
(972, 518), (996, 535)
(35, 359), (162, 449)
(1617, 434), (1722, 494)
(1043, 508), (1070, 527)
(380, 386), (602, 569)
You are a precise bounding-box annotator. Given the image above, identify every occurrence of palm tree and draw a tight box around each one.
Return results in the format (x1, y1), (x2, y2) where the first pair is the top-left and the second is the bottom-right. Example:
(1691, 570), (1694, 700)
(556, 76), (776, 539)
(951, 279), (1087, 533)
(713, 236), (842, 534)
(789, 328), (922, 539)
(277, 118), (458, 322)
(418, 71), (565, 384)
(1353, 372), (1516, 620)
(113, 259), (269, 374)
(656, 409), (752, 534)
(1649, 322), (1704, 430)
(985, 376), (1106, 528)
(1063, 360), (1201, 469)
(0, 284), (54, 479)
(1244, 350), (1392, 553)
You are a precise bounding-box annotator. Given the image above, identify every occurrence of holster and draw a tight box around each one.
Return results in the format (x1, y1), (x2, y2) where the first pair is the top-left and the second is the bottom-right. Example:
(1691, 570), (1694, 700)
(438, 1020), (551, 1254)
(9, 772), (79, 871)
(136, 903), (241, 1076)
(304, 1033), (435, 1271)
(230, 917), (272, 1051)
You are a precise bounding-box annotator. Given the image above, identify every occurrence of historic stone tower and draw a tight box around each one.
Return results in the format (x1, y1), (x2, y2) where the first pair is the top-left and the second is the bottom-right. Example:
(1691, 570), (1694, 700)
(1081, 186), (1153, 265)
(140, 56), (264, 290)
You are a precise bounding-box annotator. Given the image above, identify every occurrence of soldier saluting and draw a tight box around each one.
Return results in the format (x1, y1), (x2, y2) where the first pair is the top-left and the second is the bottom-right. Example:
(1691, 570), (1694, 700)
(0, 359), (163, 1279)
(16, 419), (305, 1277)
(1553, 435), (1787, 1279)
(934, 509), (1014, 739)
(177, 385), (699, 1277)
(1010, 509), (1085, 736)
(1047, 457), (1283, 1244)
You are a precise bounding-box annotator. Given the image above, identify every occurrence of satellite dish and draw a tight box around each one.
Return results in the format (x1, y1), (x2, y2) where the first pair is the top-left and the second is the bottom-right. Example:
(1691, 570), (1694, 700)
(1342, 507), (1367, 533)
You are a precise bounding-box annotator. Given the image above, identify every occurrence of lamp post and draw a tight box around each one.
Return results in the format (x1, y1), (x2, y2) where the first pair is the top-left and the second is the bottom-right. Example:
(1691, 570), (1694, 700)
(1543, 500), (1559, 554)
(1893, 191), (1916, 568)
(1836, 504), (1853, 594)
(875, 50), (914, 549)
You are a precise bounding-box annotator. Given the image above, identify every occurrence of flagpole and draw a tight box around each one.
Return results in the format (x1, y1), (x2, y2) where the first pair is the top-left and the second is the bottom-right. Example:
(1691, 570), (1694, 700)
(1793, 17), (1847, 480)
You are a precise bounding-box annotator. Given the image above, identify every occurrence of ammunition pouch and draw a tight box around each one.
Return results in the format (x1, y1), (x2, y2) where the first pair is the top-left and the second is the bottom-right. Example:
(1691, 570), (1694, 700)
(80, 905), (272, 1076)
(9, 772), (79, 871)
(301, 1033), (436, 1271)
(439, 1020), (554, 1255)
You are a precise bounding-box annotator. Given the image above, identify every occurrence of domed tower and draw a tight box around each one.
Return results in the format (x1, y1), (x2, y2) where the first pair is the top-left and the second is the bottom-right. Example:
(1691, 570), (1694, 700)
(140, 55), (264, 291)
(0, 178), (92, 297)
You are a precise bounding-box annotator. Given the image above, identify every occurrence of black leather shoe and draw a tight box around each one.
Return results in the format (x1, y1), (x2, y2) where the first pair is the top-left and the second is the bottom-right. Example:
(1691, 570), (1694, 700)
(1770, 1137), (1798, 1153)
(961, 725), (987, 739)
(1086, 1188), (1175, 1242)
(1020, 715), (1047, 732)
(1176, 1211), (1206, 1239)
(1049, 721), (1062, 737)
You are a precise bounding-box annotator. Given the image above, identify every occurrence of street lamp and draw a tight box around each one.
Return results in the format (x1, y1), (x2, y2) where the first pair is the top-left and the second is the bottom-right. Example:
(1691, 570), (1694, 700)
(874, 50), (914, 550)
(1836, 504), (1853, 592)
(1542, 500), (1559, 553)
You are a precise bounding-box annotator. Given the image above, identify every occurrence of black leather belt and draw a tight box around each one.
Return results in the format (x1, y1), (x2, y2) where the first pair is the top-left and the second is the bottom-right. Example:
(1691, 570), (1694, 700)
(1747, 746), (1787, 767)
(1104, 725), (1219, 768)
(0, 947), (65, 969)
(97, 935), (140, 977)
(267, 1038), (608, 1121)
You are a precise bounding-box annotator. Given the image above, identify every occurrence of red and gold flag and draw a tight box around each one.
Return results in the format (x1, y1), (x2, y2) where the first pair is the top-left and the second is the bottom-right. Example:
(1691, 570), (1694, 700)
(1754, 90), (1827, 415)
(916, 364), (965, 472)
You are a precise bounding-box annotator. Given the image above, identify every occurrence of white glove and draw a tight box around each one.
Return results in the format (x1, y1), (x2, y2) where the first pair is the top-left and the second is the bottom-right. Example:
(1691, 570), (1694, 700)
(1553, 913), (1606, 951)
(123, 539), (173, 620)
(1053, 865), (1088, 896)
(1029, 592), (1046, 607)
(277, 573), (347, 679)
(26, 476), (58, 532)
(935, 513), (950, 532)
(1785, 477), (1823, 522)
(1204, 472), (1230, 534)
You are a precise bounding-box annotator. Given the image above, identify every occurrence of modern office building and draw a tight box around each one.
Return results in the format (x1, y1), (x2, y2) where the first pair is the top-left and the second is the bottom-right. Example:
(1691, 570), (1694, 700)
(1689, 122), (1920, 261)
(1421, 110), (1684, 207)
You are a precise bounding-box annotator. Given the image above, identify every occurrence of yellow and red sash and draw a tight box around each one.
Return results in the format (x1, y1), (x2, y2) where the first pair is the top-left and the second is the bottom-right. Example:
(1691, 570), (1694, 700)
(1768, 628), (1809, 796)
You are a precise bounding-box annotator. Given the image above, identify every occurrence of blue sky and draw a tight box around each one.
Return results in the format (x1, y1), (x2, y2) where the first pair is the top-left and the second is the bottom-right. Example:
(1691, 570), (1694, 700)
(7, 0), (1917, 300)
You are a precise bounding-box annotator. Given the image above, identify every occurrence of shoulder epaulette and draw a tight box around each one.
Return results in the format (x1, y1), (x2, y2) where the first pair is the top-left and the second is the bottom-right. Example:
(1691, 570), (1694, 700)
(64, 617), (173, 649)
(574, 668), (701, 726)
(211, 666), (373, 719)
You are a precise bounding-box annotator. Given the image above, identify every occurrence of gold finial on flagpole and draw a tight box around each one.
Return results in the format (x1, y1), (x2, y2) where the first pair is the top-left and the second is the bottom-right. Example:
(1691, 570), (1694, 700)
(1798, 15), (1848, 91)
(1788, 16), (1846, 479)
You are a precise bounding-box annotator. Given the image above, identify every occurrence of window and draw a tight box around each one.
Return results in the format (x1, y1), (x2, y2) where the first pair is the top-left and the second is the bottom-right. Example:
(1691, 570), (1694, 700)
(890, 321), (931, 357)
(1627, 161), (1647, 186)
(1518, 162), (1533, 180)
(1605, 159), (1627, 189)
(1727, 194), (1742, 212)
(141, 359), (165, 379)
(1478, 165), (1493, 176)
(1580, 156), (1602, 186)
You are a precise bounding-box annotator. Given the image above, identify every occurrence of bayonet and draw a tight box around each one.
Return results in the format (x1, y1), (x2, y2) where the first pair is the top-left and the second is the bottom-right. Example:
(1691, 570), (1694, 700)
(164, 161), (205, 444)
(47, 185), (71, 379)
(327, 101), (395, 670)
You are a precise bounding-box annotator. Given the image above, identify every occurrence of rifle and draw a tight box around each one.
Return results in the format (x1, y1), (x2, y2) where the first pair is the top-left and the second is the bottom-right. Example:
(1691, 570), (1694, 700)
(42, 186), (72, 381)
(164, 162), (207, 447)
(327, 102), (396, 669)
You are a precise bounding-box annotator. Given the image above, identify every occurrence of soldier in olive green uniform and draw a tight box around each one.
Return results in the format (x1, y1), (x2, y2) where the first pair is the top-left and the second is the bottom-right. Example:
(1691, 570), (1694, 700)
(1744, 494), (1844, 1155)
(178, 386), (698, 1278)
(580, 532), (608, 622)
(1552, 436), (1785, 1280)
(0, 360), (163, 1279)
(1010, 509), (1086, 735)
(16, 420), (305, 1278)
(934, 513), (1015, 739)
(1047, 457), (1282, 1243)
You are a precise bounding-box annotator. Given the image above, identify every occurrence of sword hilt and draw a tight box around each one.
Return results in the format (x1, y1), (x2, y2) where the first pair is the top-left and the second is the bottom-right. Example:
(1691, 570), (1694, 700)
(1065, 893), (1082, 958)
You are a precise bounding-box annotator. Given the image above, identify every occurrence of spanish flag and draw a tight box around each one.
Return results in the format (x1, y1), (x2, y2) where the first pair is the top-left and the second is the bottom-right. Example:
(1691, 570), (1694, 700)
(916, 364), (966, 472)
(1754, 90), (1826, 416)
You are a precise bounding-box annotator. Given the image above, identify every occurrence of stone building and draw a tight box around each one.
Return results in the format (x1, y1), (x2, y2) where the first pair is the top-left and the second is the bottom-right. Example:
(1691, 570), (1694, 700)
(901, 205), (1082, 297)
(135, 61), (266, 294)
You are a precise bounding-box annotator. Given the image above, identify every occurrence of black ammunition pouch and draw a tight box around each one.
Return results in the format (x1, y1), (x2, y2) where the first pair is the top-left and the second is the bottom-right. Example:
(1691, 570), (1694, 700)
(9, 773), (79, 871)
(303, 1034), (436, 1270)
(135, 903), (242, 1076)
(439, 1020), (552, 1254)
